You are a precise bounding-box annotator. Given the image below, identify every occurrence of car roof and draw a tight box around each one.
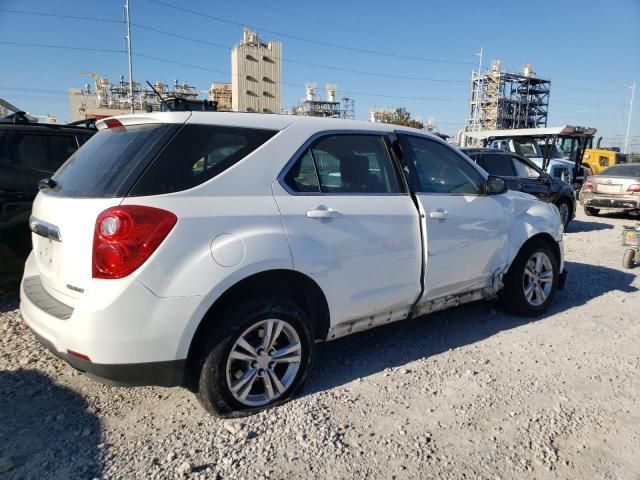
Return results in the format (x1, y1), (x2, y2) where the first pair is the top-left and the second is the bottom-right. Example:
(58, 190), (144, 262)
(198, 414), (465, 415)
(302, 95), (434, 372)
(99, 111), (442, 139)
(0, 122), (96, 134)
(461, 147), (511, 155)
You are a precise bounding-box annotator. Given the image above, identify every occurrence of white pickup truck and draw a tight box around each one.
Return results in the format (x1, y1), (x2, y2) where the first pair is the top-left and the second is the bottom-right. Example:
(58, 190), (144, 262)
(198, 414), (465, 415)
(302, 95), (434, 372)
(20, 113), (566, 416)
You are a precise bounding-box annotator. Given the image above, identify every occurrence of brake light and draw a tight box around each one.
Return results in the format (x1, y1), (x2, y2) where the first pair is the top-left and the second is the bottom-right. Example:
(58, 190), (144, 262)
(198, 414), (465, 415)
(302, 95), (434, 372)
(584, 182), (593, 191)
(103, 118), (123, 129)
(92, 206), (177, 279)
(627, 184), (640, 193)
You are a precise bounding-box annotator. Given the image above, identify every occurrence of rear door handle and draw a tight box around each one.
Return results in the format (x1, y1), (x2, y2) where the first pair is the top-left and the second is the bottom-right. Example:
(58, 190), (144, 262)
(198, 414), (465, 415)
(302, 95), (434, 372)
(307, 208), (341, 219)
(429, 210), (451, 220)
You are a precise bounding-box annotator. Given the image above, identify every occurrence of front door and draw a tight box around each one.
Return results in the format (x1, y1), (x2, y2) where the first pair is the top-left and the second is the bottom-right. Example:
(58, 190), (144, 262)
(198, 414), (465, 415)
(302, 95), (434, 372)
(397, 134), (509, 301)
(273, 133), (422, 326)
(510, 155), (554, 202)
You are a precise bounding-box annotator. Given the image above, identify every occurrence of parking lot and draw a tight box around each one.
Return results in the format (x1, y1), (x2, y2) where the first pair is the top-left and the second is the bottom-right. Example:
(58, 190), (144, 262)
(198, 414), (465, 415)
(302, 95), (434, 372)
(1, 208), (639, 480)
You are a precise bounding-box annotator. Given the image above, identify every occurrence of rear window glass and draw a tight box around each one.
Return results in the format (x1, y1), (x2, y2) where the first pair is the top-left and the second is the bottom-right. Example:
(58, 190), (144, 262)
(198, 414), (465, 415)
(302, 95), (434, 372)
(130, 124), (277, 196)
(51, 123), (176, 198)
(599, 164), (640, 177)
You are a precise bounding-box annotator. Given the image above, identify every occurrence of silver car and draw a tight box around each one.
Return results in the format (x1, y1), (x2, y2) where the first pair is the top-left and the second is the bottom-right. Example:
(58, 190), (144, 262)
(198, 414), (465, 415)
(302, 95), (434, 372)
(581, 164), (640, 216)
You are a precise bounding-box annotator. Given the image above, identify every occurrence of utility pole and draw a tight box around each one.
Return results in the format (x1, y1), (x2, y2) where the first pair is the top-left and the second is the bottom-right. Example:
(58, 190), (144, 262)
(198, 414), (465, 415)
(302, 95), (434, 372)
(474, 47), (483, 130)
(124, 0), (134, 114)
(624, 81), (635, 154)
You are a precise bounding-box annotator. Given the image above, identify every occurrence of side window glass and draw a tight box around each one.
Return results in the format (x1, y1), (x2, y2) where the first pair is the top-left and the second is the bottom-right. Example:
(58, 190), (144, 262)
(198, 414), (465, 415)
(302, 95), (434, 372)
(48, 135), (81, 171)
(512, 157), (540, 178)
(478, 153), (515, 177)
(310, 135), (399, 194)
(284, 150), (320, 193)
(11, 134), (51, 171)
(0, 131), (9, 165)
(400, 136), (484, 194)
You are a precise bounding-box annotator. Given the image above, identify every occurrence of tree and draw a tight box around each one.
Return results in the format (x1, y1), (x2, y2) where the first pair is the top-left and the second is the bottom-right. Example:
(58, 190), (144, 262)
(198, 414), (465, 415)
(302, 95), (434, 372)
(380, 107), (424, 129)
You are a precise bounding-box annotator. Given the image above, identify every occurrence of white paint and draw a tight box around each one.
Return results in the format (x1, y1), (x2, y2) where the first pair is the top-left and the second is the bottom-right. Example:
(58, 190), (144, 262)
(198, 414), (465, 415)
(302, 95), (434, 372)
(21, 112), (564, 368)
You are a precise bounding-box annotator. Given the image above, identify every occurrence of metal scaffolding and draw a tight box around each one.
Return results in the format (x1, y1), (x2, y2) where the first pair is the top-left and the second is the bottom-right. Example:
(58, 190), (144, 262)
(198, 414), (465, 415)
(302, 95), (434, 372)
(466, 60), (550, 133)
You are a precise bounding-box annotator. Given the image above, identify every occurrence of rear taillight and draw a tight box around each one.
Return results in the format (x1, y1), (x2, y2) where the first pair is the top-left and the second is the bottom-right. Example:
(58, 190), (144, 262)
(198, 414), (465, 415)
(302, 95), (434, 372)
(584, 182), (593, 191)
(627, 184), (640, 193)
(103, 118), (123, 129)
(92, 206), (177, 279)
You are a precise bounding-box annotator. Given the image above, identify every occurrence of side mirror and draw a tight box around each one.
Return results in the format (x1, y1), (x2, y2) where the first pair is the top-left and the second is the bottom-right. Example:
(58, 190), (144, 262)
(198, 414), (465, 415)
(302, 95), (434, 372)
(485, 175), (508, 195)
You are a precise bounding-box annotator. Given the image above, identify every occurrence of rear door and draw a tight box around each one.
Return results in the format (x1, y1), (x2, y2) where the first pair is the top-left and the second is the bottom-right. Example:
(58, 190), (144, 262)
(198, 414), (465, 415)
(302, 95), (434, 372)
(398, 134), (509, 301)
(273, 133), (422, 326)
(1, 130), (79, 259)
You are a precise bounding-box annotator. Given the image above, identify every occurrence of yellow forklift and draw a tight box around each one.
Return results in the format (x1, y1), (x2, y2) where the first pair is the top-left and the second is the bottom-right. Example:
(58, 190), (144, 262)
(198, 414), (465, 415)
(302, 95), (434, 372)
(560, 134), (628, 175)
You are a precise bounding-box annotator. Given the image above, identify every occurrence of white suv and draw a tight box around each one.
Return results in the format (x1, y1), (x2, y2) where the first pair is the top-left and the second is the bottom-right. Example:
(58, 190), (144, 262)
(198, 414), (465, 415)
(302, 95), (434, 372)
(20, 112), (566, 416)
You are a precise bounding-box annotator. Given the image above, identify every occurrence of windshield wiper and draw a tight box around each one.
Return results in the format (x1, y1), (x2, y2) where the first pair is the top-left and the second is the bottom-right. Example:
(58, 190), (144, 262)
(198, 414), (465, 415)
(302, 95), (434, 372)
(38, 178), (57, 190)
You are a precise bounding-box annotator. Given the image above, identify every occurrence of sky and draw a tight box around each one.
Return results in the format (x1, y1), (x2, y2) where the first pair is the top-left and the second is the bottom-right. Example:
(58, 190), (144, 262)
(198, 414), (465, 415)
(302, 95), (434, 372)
(1, 0), (639, 149)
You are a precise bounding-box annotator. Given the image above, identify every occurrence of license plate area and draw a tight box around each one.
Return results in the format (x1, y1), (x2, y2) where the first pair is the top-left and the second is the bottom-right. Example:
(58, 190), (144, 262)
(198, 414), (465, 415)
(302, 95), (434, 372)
(596, 184), (621, 194)
(36, 236), (60, 273)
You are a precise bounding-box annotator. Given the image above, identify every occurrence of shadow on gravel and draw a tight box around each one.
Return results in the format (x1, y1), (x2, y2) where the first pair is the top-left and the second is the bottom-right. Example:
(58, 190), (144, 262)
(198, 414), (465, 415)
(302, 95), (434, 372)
(0, 370), (102, 478)
(565, 219), (614, 233)
(305, 261), (637, 396)
(0, 277), (20, 314)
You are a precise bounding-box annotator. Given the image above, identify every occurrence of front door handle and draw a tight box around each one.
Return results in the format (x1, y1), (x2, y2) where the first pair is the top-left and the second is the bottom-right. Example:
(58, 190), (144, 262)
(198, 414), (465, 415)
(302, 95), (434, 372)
(307, 208), (341, 219)
(429, 210), (451, 220)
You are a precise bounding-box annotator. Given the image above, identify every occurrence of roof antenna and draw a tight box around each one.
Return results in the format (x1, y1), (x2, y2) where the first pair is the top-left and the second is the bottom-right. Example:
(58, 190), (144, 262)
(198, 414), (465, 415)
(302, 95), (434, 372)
(146, 81), (170, 111)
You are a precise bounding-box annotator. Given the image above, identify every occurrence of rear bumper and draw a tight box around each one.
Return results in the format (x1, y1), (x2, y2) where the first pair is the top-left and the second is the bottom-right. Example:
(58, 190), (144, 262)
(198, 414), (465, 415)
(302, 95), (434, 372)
(583, 194), (640, 210)
(29, 327), (185, 386)
(19, 252), (202, 387)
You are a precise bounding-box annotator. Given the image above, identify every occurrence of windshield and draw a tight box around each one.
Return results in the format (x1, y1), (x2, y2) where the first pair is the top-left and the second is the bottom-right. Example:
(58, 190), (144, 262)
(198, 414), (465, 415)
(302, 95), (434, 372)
(512, 138), (542, 158)
(598, 164), (640, 177)
(539, 143), (563, 159)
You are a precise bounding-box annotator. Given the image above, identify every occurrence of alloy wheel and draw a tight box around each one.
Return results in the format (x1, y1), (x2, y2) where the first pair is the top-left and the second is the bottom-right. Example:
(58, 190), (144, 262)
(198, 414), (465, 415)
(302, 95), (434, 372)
(225, 319), (302, 407)
(522, 252), (554, 306)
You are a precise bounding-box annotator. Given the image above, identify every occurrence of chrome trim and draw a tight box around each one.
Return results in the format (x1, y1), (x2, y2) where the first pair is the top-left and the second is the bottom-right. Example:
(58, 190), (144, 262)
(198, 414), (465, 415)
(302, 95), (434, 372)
(29, 216), (62, 242)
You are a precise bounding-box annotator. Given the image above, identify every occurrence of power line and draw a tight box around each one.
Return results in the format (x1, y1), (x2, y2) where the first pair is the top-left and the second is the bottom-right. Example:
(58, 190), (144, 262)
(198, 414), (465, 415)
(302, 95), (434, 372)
(0, 8), (122, 24)
(133, 52), (469, 102)
(132, 23), (469, 84)
(554, 84), (628, 95)
(146, 0), (476, 66)
(0, 40), (124, 54)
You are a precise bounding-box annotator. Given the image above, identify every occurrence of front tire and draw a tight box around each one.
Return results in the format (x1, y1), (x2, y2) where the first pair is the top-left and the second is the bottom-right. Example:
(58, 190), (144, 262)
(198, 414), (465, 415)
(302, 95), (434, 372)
(584, 206), (599, 217)
(499, 239), (559, 317)
(196, 297), (315, 417)
(556, 200), (572, 228)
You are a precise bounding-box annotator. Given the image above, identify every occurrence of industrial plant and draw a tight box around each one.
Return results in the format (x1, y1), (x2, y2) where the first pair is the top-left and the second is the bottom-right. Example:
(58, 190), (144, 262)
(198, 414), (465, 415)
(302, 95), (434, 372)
(288, 83), (355, 119)
(231, 28), (281, 114)
(465, 60), (551, 134)
(67, 74), (198, 121)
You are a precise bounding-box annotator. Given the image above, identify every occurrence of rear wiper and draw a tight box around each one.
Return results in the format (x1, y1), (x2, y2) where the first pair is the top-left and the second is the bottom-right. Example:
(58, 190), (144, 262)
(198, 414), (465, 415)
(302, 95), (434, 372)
(38, 178), (57, 190)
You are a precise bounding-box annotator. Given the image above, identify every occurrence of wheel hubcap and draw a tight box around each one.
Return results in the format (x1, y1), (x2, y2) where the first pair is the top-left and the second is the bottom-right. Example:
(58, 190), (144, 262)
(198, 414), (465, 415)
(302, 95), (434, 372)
(523, 252), (554, 306)
(225, 319), (302, 407)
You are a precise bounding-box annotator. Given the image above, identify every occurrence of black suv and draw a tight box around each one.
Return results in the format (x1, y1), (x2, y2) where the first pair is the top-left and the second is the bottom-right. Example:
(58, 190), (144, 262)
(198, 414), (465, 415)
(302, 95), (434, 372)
(462, 148), (576, 228)
(0, 117), (95, 274)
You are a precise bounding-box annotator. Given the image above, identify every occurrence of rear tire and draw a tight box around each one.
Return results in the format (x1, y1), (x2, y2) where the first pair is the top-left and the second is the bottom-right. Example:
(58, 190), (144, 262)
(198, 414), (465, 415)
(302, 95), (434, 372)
(623, 249), (636, 269)
(584, 206), (599, 217)
(195, 296), (315, 417)
(499, 238), (559, 317)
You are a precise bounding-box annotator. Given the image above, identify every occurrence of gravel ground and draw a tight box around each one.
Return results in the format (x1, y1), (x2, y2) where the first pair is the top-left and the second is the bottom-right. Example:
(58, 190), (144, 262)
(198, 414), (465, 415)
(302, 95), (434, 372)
(1, 209), (639, 480)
